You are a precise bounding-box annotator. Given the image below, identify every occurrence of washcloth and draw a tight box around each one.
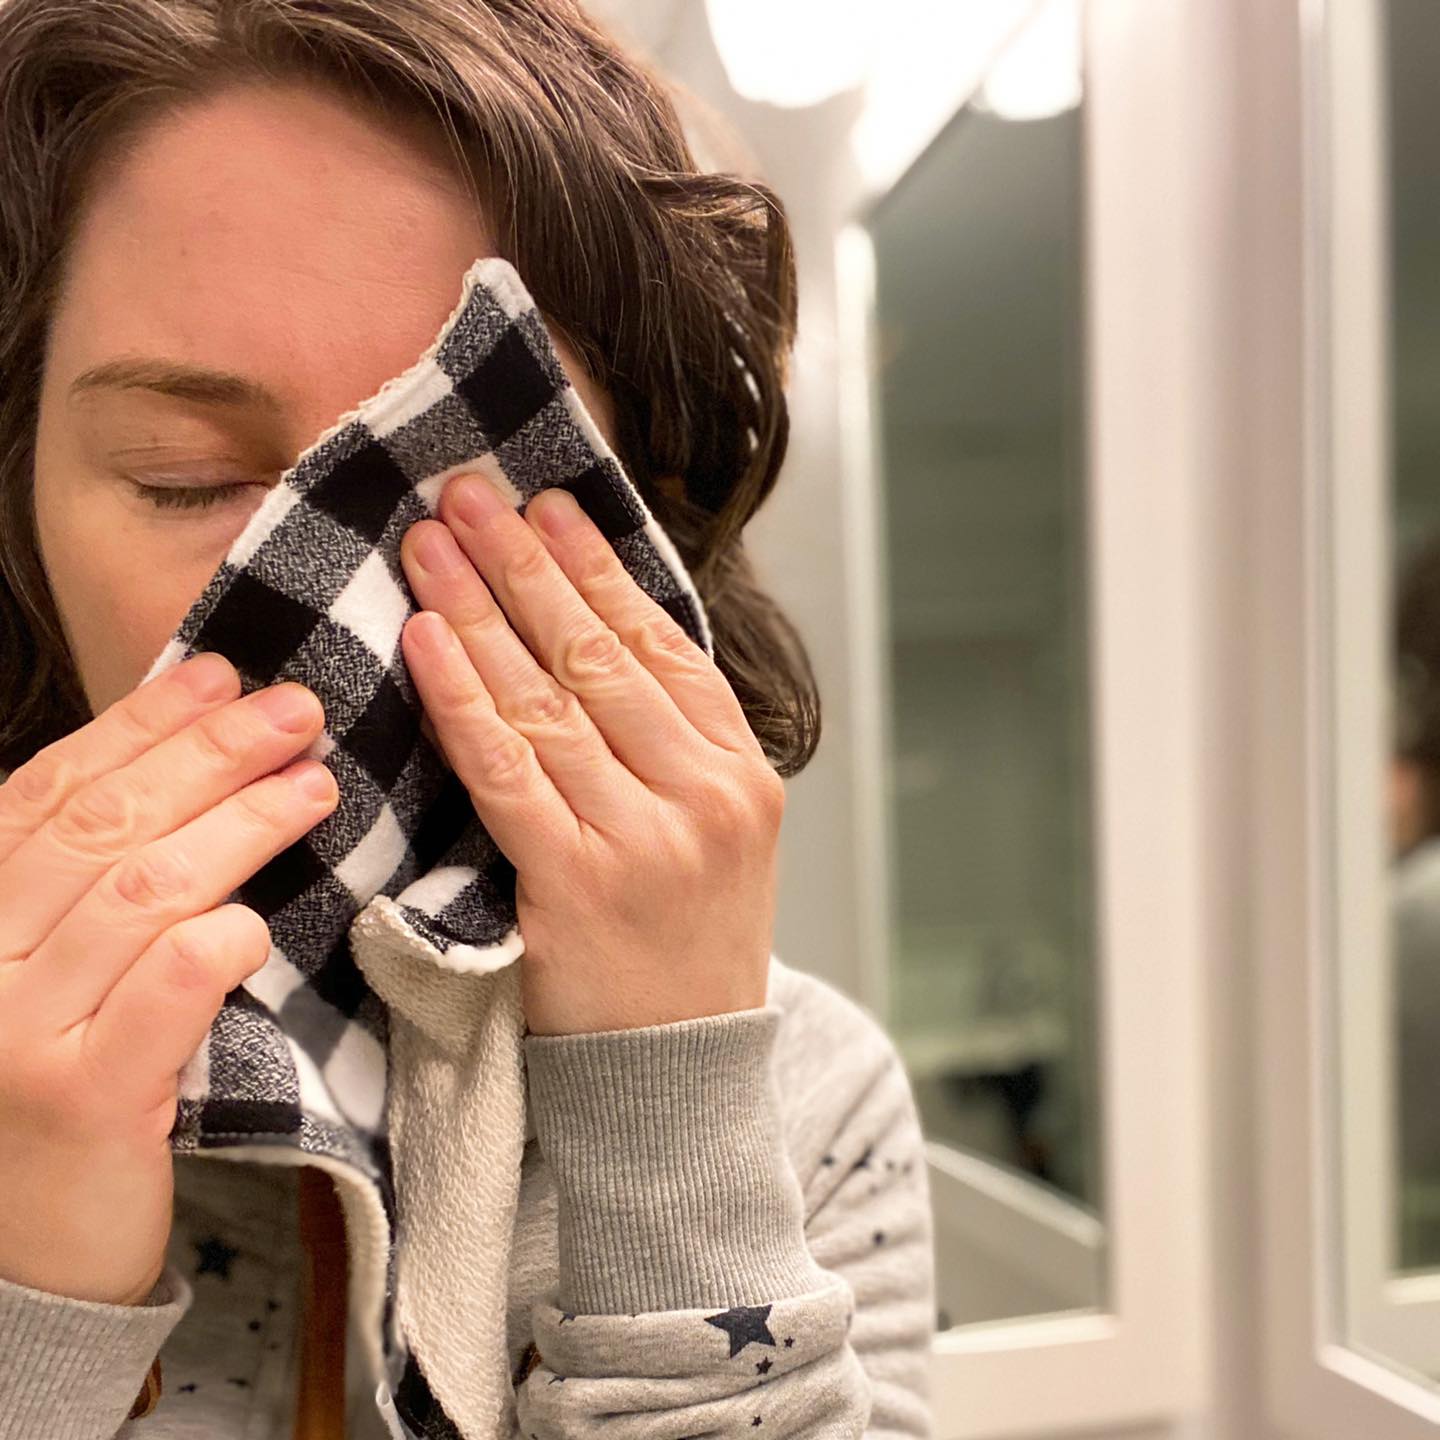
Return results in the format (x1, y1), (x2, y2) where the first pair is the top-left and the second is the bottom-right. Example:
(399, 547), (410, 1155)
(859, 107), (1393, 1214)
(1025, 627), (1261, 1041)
(138, 255), (712, 1439)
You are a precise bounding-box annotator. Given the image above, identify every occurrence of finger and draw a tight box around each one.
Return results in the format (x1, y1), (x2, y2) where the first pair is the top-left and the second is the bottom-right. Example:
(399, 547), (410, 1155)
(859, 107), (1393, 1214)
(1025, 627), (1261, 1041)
(524, 485), (759, 757)
(400, 520), (652, 819)
(411, 478), (702, 789)
(0, 682), (326, 965)
(399, 611), (584, 871)
(0, 652), (242, 869)
(20, 757), (337, 1032)
(83, 902), (273, 1112)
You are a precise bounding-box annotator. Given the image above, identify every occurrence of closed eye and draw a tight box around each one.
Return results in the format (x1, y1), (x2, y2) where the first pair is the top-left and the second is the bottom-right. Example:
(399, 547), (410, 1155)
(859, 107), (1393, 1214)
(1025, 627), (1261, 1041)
(129, 480), (264, 511)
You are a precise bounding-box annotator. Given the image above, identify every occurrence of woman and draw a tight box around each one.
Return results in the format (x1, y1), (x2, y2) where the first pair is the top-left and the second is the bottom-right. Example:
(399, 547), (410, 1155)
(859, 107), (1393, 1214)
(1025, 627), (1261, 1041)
(0, 2), (937, 1437)
(1390, 530), (1440, 1268)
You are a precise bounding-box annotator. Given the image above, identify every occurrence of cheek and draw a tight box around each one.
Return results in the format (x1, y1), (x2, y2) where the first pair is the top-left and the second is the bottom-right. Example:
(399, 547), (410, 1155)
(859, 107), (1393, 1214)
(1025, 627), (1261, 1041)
(33, 484), (227, 716)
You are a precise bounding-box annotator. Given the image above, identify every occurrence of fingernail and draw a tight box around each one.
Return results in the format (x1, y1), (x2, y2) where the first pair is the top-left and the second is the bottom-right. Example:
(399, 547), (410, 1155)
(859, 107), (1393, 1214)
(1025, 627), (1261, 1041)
(178, 652), (235, 701)
(285, 759), (336, 802)
(450, 474), (508, 526)
(255, 684), (318, 732)
(535, 488), (582, 538)
(414, 524), (462, 573)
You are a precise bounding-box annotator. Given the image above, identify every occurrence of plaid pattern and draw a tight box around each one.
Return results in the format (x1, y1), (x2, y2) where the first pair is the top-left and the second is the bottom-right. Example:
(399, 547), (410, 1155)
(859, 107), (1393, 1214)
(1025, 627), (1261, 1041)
(137, 256), (712, 1436)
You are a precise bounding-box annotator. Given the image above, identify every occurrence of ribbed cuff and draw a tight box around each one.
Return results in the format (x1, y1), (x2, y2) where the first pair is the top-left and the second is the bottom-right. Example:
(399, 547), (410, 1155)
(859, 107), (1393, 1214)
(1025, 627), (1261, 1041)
(0, 1260), (192, 1439)
(523, 1004), (828, 1315)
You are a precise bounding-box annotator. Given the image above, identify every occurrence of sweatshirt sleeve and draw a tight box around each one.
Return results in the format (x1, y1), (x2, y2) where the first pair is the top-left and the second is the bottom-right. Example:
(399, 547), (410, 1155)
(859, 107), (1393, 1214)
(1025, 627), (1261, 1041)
(517, 995), (936, 1438)
(0, 1260), (193, 1439)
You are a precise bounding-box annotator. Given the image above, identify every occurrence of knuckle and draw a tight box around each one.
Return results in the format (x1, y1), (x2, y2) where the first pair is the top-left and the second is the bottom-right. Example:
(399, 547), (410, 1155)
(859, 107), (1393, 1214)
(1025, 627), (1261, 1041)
(477, 730), (536, 788)
(452, 595), (503, 638)
(232, 775), (297, 833)
(52, 777), (145, 851)
(191, 711), (256, 770)
(4, 746), (80, 811)
(570, 545), (613, 588)
(109, 845), (194, 910)
(711, 763), (783, 832)
(511, 681), (582, 734)
(156, 923), (223, 998)
(505, 542), (551, 587)
(754, 767), (787, 823)
(109, 699), (171, 753)
(636, 614), (701, 664)
(704, 776), (751, 832)
(661, 820), (710, 880)
(559, 625), (626, 682)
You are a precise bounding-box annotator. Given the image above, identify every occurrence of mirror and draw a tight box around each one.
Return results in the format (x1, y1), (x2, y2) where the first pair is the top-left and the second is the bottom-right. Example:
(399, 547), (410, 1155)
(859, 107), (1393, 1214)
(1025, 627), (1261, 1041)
(1384, 0), (1440, 1288)
(861, 0), (1106, 1328)
(1325, 0), (1440, 1388)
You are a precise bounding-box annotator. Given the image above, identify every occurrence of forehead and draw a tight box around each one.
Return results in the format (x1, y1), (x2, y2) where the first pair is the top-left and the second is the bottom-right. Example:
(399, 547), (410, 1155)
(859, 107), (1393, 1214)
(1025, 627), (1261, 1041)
(49, 81), (493, 445)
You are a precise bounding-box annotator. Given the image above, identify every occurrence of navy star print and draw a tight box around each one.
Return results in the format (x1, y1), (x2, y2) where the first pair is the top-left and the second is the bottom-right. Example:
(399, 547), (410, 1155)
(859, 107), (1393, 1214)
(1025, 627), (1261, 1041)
(704, 1303), (777, 1359)
(193, 1235), (240, 1280)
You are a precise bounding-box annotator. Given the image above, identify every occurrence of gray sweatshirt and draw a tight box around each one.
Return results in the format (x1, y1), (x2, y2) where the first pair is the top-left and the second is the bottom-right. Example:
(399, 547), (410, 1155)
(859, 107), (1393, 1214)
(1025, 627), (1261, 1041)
(0, 956), (937, 1437)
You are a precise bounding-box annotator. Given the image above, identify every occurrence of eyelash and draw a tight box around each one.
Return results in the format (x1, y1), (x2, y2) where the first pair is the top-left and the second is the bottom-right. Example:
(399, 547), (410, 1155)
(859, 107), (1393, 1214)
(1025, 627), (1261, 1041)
(131, 481), (254, 511)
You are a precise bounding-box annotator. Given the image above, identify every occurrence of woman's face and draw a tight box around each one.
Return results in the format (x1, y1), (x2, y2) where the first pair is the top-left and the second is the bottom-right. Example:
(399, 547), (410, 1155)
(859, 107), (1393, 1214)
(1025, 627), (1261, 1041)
(33, 79), (619, 720)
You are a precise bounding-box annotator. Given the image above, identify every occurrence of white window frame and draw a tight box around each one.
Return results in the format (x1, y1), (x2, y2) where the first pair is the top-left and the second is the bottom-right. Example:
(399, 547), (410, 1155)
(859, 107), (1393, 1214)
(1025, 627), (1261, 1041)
(834, 1), (1211, 1433)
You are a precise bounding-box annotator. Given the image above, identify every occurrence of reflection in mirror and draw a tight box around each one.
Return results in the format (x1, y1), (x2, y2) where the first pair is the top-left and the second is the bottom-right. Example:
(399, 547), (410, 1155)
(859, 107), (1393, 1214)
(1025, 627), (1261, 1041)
(862, 0), (1104, 1329)
(1388, 0), (1440, 1283)
(1330, 0), (1440, 1389)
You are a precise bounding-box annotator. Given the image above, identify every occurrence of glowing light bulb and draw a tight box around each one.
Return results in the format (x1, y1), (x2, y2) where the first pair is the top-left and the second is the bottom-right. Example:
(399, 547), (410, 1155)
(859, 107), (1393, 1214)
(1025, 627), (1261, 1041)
(704, 0), (873, 108)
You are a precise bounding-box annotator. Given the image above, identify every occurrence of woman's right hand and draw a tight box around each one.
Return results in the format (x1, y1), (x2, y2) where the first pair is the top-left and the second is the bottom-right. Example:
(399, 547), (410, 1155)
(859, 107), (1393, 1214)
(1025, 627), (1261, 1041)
(0, 651), (338, 1307)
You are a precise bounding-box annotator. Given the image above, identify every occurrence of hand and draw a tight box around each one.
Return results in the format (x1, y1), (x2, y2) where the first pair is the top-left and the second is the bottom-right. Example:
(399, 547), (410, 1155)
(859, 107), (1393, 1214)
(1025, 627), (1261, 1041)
(397, 472), (784, 1037)
(0, 655), (337, 1305)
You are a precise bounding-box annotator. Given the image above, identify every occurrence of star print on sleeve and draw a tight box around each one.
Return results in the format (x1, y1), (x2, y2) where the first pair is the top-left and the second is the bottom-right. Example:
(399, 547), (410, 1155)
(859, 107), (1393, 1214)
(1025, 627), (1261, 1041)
(704, 1302), (776, 1358)
(516, 975), (937, 1436)
(789, 1068), (938, 1435)
(517, 1275), (862, 1436)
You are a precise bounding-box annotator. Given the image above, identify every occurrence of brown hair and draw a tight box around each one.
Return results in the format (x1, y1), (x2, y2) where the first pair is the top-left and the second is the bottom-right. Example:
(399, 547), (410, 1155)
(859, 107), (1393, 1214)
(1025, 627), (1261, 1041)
(0, 0), (820, 777)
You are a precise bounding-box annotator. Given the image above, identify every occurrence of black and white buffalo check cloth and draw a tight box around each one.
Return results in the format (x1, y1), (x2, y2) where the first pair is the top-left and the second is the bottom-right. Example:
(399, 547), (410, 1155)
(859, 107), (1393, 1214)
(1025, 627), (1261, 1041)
(138, 255), (713, 1437)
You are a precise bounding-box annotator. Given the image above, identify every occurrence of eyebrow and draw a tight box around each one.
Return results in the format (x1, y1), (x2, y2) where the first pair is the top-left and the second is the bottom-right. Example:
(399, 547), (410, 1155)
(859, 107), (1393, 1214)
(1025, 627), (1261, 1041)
(69, 358), (284, 412)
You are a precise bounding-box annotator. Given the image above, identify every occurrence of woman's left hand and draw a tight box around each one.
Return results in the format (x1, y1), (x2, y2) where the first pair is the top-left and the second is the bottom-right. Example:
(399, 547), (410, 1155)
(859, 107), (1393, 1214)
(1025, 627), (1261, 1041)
(396, 471), (784, 1037)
